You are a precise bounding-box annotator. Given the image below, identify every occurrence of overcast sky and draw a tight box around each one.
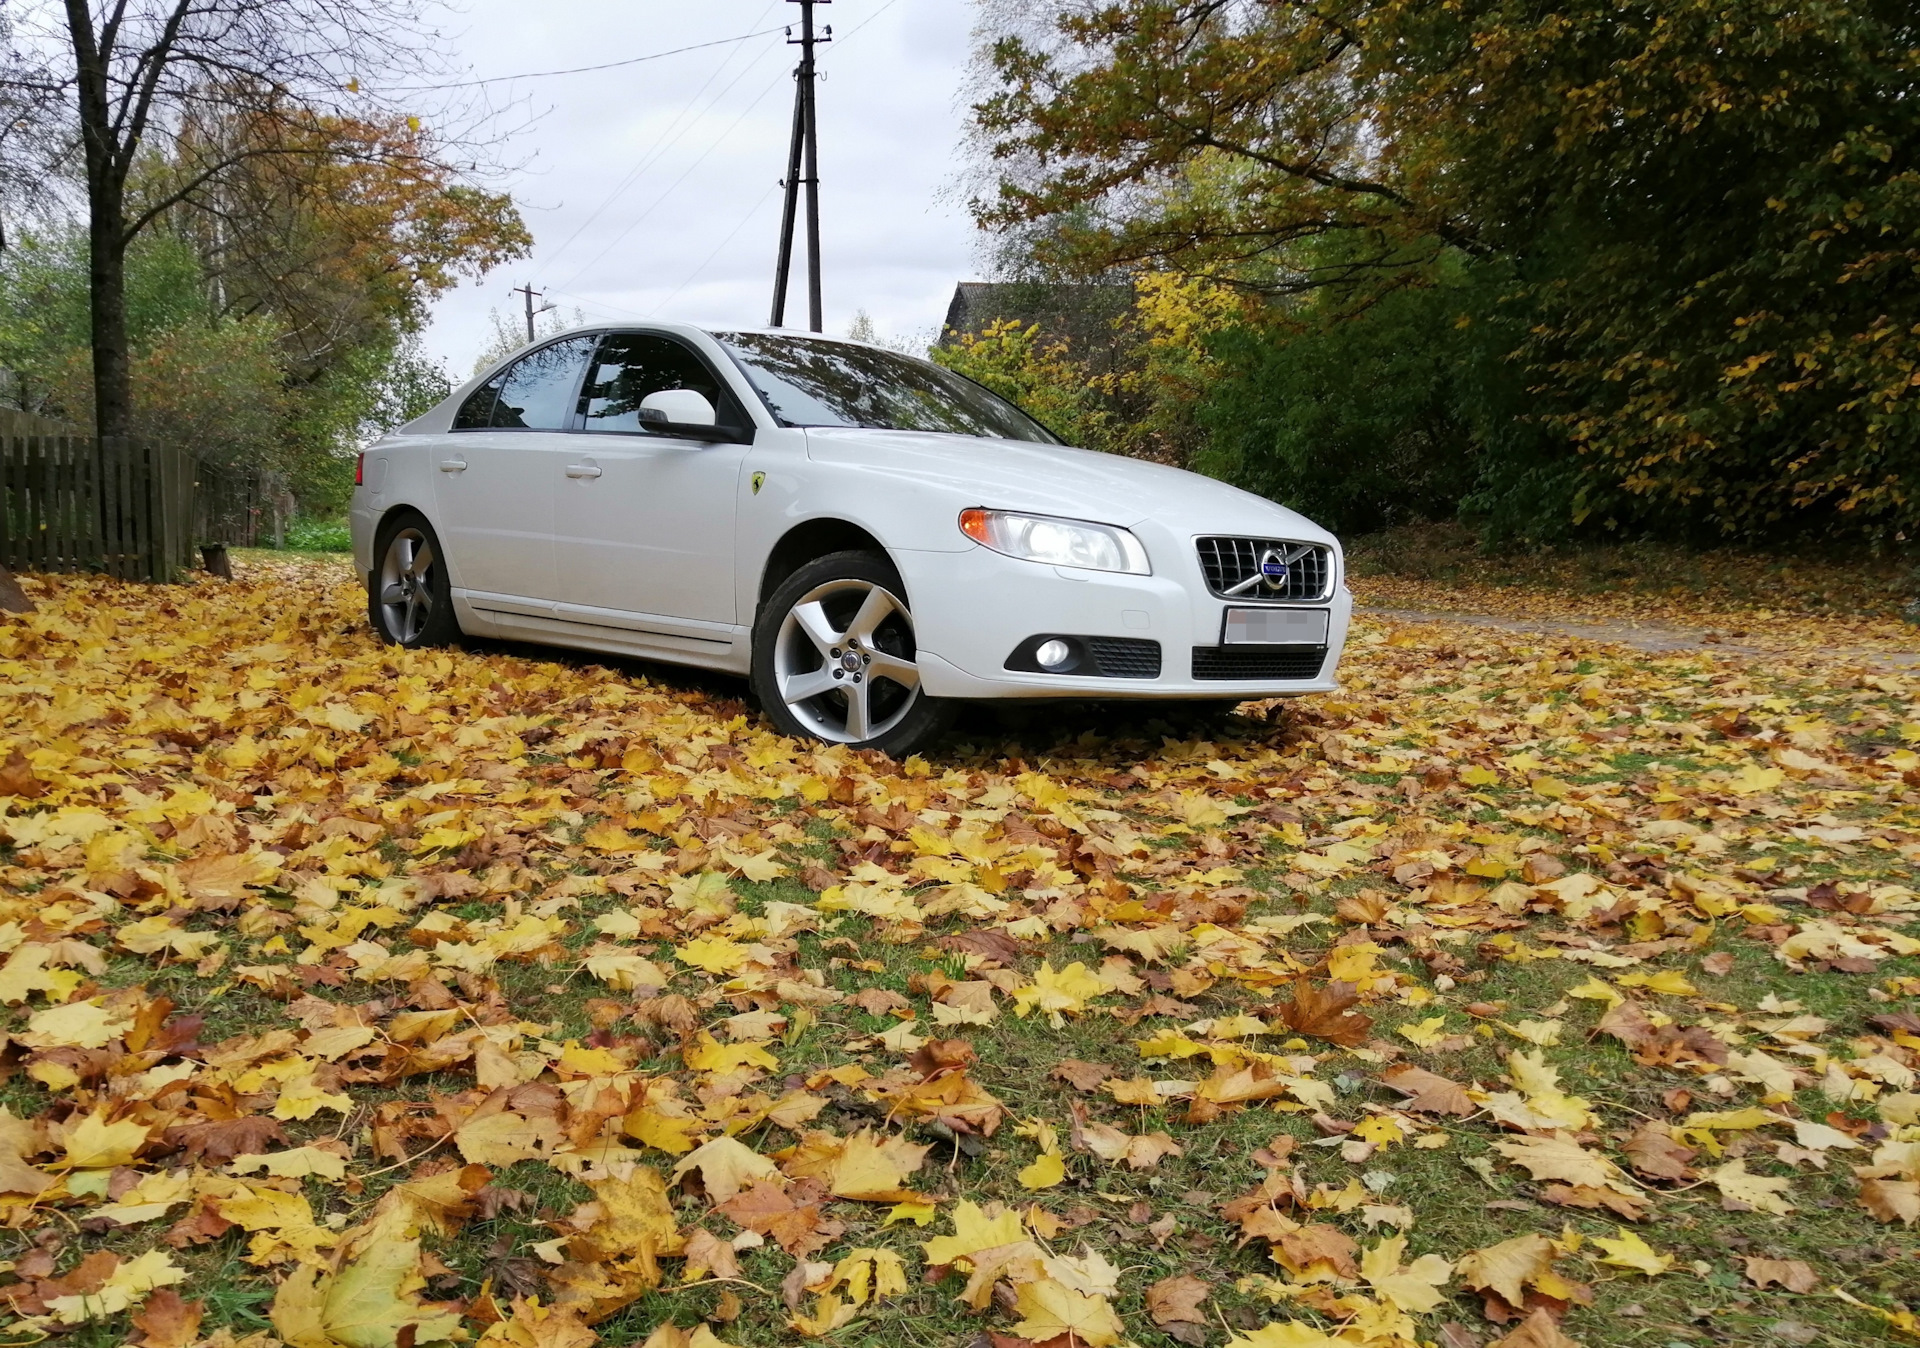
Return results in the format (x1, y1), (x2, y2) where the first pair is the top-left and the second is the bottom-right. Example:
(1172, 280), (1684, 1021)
(421, 0), (983, 375)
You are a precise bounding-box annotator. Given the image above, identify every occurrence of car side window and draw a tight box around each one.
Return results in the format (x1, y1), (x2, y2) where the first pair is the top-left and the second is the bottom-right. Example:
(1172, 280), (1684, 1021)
(452, 376), (503, 429)
(485, 336), (597, 430)
(579, 333), (736, 433)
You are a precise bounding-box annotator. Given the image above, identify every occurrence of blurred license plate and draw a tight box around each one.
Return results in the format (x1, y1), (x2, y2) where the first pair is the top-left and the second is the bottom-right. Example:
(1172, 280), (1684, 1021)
(1224, 607), (1329, 645)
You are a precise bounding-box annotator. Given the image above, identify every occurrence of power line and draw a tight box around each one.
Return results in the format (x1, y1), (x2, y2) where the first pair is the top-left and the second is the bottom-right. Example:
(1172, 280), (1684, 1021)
(820, 0), (900, 48)
(554, 60), (794, 295)
(366, 26), (790, 93)
(547, 0), (909, 327)
(650, 181), (784, 318)
(540, 2), (784, 274)
(545, 288), (654, 321)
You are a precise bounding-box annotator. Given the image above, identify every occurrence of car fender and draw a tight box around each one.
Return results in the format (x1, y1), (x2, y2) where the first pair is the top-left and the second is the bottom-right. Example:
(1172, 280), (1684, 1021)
(735, 431), (980, 626)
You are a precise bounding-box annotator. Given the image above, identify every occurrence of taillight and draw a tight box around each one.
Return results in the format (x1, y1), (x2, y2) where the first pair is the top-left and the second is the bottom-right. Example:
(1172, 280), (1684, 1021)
(354, 451), (364, 486)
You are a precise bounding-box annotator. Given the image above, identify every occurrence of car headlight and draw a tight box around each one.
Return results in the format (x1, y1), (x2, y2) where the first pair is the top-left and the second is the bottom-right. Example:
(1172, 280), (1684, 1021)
(958, 508), (1151, 575)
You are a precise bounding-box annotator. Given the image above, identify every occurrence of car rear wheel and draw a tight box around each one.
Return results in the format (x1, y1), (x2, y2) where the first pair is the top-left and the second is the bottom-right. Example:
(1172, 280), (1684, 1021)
(752, 551), (953, 755)
(369, 512), (460, 648)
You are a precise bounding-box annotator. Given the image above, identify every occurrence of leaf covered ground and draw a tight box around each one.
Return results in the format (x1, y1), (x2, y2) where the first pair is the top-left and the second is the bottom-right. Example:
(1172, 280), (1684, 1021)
(1347, 525), (1920, 655)
(1, 558), (1918, 1348)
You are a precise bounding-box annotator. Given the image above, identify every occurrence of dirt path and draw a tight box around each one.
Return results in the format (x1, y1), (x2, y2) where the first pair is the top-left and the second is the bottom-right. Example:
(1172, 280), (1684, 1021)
(1357, 604), (1920, 670)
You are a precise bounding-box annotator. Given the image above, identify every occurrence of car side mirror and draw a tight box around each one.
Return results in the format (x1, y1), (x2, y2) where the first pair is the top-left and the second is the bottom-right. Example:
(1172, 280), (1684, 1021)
(639, 389), (716, 428)
(633, 388), (750, 444)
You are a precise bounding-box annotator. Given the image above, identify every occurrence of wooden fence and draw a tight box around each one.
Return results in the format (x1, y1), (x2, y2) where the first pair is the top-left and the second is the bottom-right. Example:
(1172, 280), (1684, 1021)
(0, 433), (258, 582)
(194, 458), (273, 550)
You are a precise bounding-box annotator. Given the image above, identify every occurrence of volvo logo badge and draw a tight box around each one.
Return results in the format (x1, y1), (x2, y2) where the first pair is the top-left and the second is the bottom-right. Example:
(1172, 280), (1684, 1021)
(1258, 549), (1290, 591)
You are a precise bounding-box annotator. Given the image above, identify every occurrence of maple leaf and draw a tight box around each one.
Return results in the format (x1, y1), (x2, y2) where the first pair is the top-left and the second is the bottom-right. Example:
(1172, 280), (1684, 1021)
(1707, 1159), (1796, 1215)
(1011, 961), (1111, 1027)
(923, 1200), (1027, 1267)
(827, 1247), (908, 1307)
(1491, 1134), (1635, 1193)
(271, 1231), (462, 1348)
(1488, 1309), (1584, 1348)
(1859, 1178), (1920, 1225)
(1012, 1278), (1124, 1348)
(476, 1296), (600, 1348)
(1081, 1122), (1184, 1169)
(1457, 1232), (1557, 1308)
(1621, 1122), (1697, 1182)
(167, 1116), (288, 1165)
(24, 998), (133, 1050)
(1743, 1257), (1819, 1293)
(1397, 1015), (1450, 1048)
(229, 1144), (351, 1182)
(0, 747), (46, 797)
(1145, 1274), (1210, 1327)
(788, 1291), (860, 1338)
(457, 1108), (563, 1167)
(1226, 1325), (1347, 1348)
(57, 1112), (150, 1169)
(672, 1135), (781, 1205)
(638, 1327), (732, 1348)
(674, 937), (753, 975)
(681, 1228), (741, 1283)
(1018, 1148), (1067, 1190)
(718, 1180), (844, 1258)
(1590, 1228), (1673, 1276)
(1272, 980), (1373, 1047)
(1360, 1234), (1453, 1312)
(47, 1251), (188, 1324)
(851, 987), (912, 1016)
(129, 1288), (204, 1348)
(780, 1128), (930, 1201)
(1378, 1063), (1473, 1116)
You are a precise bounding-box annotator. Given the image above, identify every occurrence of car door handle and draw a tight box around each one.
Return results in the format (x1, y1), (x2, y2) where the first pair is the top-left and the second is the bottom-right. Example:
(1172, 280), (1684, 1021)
(565, 463), (602, 479)
(438, 457), (467, 473)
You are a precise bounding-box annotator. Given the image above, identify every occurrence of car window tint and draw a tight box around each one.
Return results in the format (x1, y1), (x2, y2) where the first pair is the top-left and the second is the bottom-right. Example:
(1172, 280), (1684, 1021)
(712, 332), (1058, 443)
(488, 336), (597, 430)
(580, 334), (731, 432)
(452, 376), (502, 429)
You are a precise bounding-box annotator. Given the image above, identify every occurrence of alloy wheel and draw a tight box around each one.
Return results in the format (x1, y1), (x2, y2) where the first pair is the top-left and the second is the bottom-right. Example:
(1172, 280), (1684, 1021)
(378, 527), (437, 645)
(772, 578), (921, 743)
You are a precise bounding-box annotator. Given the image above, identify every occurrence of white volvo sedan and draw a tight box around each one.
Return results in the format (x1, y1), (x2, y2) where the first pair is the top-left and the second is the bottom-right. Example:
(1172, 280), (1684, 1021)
(350, 324), (1351, 755)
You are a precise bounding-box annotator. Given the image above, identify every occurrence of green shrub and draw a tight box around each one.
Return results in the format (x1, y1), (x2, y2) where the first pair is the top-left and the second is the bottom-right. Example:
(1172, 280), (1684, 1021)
(280, 516), (352, 552)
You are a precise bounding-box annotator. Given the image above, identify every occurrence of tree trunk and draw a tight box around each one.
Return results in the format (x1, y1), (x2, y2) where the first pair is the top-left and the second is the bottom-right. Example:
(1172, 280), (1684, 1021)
(0, 565), (33, 614)
(86, 191), (133, 443)
(65, 0), (134, 445)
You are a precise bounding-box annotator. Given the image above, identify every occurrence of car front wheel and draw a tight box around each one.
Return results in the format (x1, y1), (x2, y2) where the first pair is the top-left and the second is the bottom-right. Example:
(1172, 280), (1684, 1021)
(751, 550), (953, 756)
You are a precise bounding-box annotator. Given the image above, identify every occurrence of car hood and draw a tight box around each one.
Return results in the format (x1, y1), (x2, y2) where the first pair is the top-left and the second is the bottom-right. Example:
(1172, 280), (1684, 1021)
(803, 427), (1335, 544)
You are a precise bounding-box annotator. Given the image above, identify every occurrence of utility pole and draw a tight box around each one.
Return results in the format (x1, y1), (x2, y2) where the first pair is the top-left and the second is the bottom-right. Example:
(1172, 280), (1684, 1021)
(769, 0), (829, 332)
(510, 283), (554, 343)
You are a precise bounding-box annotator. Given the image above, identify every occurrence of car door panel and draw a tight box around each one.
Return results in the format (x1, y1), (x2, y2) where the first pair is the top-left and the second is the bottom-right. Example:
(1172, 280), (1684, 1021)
(434, 336), (596, 605)
(553, 334), (751, 633)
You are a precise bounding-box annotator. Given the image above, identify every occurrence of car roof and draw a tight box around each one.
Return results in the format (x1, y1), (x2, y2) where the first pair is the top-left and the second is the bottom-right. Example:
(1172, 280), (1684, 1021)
(548, 321), (896, 354)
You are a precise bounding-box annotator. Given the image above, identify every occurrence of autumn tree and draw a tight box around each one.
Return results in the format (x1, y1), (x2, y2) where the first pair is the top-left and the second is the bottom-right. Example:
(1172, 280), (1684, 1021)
(3, 0), (508, 445)
(970, 0), (1470, 295)
(972, 0), (1920, 541)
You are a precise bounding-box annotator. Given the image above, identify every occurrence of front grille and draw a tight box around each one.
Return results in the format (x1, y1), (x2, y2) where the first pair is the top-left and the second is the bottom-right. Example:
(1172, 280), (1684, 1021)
(1196, 537), (1333, 601)
(1192, 645), (1328, 681)
(1086, 638), (1161, 679)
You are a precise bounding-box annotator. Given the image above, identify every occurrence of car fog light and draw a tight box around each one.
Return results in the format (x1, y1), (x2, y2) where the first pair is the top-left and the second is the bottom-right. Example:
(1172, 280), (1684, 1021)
(1035, 639), (1072, 668)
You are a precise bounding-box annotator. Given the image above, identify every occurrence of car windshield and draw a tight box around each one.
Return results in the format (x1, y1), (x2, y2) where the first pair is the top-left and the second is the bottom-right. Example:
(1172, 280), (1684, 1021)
(712, 332), (1060, 444)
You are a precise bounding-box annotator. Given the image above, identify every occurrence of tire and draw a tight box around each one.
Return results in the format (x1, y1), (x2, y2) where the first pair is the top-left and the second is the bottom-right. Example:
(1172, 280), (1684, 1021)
(751, 550), (954, 756)
(368, 511), (460, 648)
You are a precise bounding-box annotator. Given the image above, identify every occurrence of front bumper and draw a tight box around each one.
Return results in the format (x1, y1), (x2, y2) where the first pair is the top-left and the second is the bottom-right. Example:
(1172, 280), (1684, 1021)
(896, 542), (1351, 700)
